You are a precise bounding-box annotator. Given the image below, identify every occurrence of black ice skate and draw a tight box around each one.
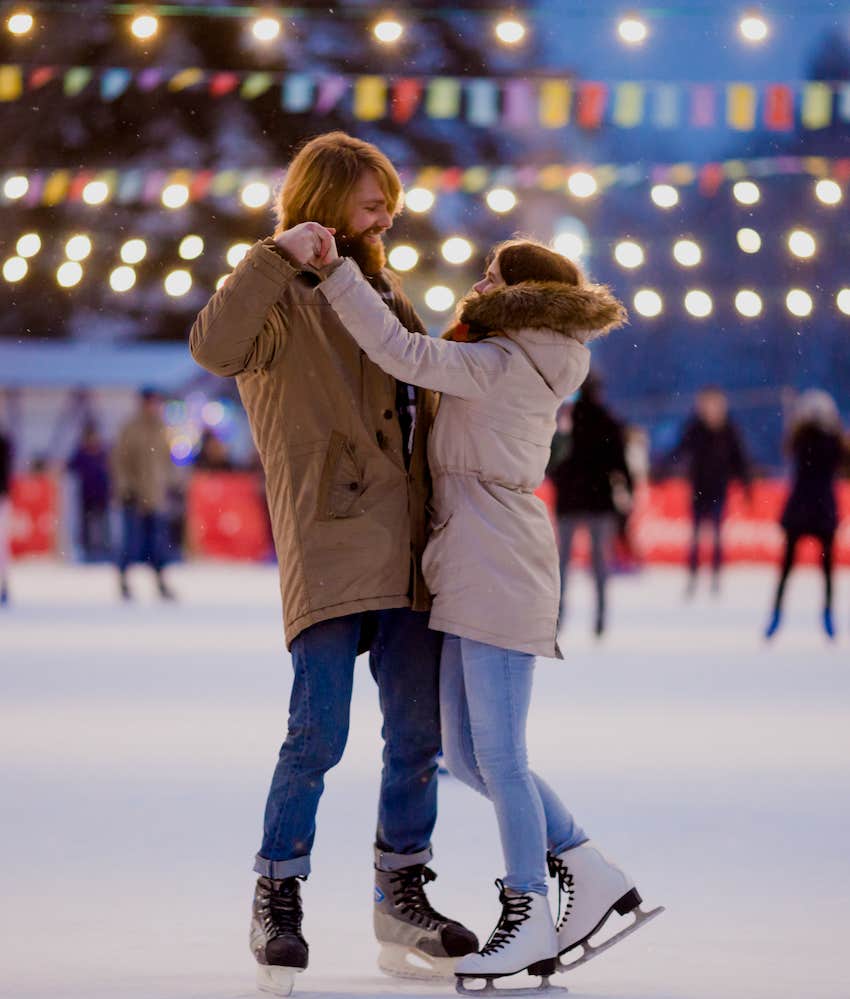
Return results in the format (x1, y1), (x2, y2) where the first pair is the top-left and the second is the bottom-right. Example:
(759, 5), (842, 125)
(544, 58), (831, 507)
(250, 876), (308, 996)
(374, 863), (478, 981)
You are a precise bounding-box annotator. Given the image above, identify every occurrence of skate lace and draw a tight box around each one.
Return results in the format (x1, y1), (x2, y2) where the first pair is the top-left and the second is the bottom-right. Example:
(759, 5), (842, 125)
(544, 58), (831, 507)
(547, 854), (574, 931)
(389, 865), (451, 930)
(480, 880), (533, 955)
(261, 877), (304, 938)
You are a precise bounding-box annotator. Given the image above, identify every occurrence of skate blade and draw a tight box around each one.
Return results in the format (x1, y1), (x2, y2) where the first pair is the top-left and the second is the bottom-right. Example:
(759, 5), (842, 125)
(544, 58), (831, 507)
(256, 964), (301, 996)
(378, 942), (458, 982)
(557, 904), (665, 973)
(456, 973), (568, 996)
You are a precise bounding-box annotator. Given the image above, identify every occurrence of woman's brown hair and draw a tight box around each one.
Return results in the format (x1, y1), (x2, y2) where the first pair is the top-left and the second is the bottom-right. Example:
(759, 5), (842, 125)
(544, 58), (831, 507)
(492, 238), (582, 287)
(274, 131), (402, 235)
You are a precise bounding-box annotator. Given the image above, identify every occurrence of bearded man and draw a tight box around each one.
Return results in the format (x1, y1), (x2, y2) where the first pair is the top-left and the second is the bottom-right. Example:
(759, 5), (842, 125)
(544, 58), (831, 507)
(189, 132), (477, 996)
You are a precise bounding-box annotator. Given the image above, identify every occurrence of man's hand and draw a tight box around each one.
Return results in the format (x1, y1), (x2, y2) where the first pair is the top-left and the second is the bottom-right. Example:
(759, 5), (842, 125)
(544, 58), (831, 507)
(274, 222), (337, 268)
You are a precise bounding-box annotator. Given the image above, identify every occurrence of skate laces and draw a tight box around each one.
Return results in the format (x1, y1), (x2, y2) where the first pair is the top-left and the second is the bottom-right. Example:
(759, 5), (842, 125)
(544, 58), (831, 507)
(389, 865), (451, 930)
(480, 880), (533, 955)
(262, 877), (304, 938)
(547, 854), (574, 930)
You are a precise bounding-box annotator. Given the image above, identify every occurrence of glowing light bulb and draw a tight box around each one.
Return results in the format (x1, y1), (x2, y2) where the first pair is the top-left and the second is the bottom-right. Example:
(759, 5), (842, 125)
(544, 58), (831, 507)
(405, 187), (435, 213)
(788, 229), (816, 259)
(162, 183), (190, 209)
(57, 261), (83, 288)
(685, 290), (713, 318)
(374, 19), (403, 43)
(614, 241), (645, 269)
(815, 179), (842, 205)
(485, 187), (517, 214)
(3, 257), (27, 282)
(179, 235), (204, 261)
(673, 239), (702, 267)
(735, 290), (763, 318)
(240, 181), (271, 209)
(82, 180), (110, 206)
(165, 269), (192, 297)
(634, 289), (663, 318)
(733, 181), (760, 206)
(109, 266), (136, 293)
(65, 235), (92, 261)
(16, 233), (40, 257)
(836, 289), (850, 316)
(4, 175), (28, 199)
(553, 233), (585, 259)
(131, 14), (159, 40)
(7, 11), (34, 36)
(651, 185), (679, 209)
(737, 228), (761, 254)
(618, 17), (648, 45)
(786, 289), (813, 318)
(120, 238), (147, 264)
(388, 245), (419, 272)
(495, 19), (526, 45)
(252, 17), (281, 42)
(739, 14), (768, 43)
(226, 243), (251, 268)
(424, 286), (455, 312)
(442, 237), (474, 265)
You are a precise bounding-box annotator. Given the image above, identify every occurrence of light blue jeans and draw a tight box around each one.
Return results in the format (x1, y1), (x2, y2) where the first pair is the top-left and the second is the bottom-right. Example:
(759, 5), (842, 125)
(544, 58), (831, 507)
(440, 634), (587, 896)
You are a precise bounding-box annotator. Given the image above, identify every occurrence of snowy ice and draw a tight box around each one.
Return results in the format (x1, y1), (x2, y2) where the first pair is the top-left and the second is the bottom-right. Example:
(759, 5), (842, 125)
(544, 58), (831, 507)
(1, 562), (848, 999)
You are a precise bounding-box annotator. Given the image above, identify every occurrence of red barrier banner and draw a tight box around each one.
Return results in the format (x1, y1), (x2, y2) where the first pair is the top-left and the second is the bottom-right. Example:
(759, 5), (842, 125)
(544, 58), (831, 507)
(187, 472), (273, 561)
(537, 479), (850, 567)
(10, 474), (57, 556)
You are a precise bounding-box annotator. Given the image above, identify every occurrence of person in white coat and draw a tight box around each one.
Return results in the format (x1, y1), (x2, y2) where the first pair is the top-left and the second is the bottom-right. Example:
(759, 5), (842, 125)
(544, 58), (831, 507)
(296, 231), (656, 988)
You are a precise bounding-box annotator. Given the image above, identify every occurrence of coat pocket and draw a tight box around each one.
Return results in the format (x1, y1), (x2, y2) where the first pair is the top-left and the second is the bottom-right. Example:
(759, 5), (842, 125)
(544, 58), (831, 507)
(316, 431), (365, 520)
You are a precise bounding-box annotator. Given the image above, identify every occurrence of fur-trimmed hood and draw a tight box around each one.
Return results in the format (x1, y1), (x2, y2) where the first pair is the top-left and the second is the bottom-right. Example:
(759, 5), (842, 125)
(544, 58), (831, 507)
(458, 280), (627, 345)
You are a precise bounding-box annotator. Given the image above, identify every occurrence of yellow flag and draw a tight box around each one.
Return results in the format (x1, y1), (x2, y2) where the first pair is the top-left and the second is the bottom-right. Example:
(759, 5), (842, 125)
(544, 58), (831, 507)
(802, 83), (832, 129)
(43, 170), (71, 206)
(0, 65), (22, 101)
(727, 84), (756, 130)
(539, 80), (571, 129)
(168, 68), (204, 92)
(353, 77), (387, 121)
(613, 83), (644, 128)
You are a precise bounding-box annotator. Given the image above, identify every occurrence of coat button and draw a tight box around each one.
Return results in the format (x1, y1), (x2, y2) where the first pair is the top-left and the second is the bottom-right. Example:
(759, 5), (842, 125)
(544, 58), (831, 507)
(383, 409), (394, 420)
(348, 482), (359, 491)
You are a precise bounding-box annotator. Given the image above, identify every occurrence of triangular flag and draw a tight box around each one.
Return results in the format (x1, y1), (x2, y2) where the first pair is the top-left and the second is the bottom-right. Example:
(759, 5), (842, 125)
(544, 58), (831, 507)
(613, 82), (644, 128)
(764, 84), (794, 131)
(503, 79), (535, 128)
(539, 79), (571, 129)
(466, 79), (499, 126)
(801, 82), (832, 129)
(353, 76), (387, 121)
(690, 85), (716, 127)
(727, 84), (757, 130)
(241, 73), (274, 99)
(425, 78), (461, 119)
(169, 68), (205, 92)
(209, 72), (240, 97)
(652, 85), (679, 128)
(63, 66), (92, 96)
(0, 65), (22, 101)
(391, 78), (422, 124)
(315, 75), (348, 113)
(577, 82), (607, 129)
(282, 74), (313, 112)
(100, 68), (132, 101)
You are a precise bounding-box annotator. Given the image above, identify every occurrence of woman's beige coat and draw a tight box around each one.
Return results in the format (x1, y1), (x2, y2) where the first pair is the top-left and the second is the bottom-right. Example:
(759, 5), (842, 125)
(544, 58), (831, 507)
(322, 258), (625, 657)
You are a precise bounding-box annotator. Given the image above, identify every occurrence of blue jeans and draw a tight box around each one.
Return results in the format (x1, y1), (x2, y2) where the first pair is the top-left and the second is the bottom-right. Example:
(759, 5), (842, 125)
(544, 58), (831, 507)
(117, 504), (169, 572)
(254, 608), (443, 879)
(558, 513), (616, 625)
(440, 635), (587, 896)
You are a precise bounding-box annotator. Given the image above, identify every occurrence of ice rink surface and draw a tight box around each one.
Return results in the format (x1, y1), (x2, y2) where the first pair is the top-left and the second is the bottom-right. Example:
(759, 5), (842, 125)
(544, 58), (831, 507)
(2, 561), (848, 999)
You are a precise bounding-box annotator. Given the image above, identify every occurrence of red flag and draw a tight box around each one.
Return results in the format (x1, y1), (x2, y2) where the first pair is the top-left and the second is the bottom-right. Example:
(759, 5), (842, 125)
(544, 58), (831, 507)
(764, 84), (794, 130)
(440, 167), (464, 192)
(29, 66), (57, 89)
(209, 72), (240, 97)
(577, 82), (607, 129)
(698, 163), (724, 196)
(391, 78), (423, 124)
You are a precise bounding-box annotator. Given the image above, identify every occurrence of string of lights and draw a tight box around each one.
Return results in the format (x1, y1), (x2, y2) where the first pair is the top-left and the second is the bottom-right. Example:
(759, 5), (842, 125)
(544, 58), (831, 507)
(5, 4), (849, 48)
(4, 225), (850, 321)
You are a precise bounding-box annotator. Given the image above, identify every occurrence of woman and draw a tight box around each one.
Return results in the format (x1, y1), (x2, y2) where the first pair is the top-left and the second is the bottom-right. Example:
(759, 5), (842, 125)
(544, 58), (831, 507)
(765, 390), (846, 641)
(314, 234), (659, 988)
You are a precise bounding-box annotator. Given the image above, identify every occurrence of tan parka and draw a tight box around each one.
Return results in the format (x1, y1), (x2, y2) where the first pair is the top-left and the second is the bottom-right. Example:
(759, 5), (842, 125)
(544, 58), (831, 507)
(189, 239), (434, 647)
(321, 259), (627, 658)
(112, 411), (173, 514)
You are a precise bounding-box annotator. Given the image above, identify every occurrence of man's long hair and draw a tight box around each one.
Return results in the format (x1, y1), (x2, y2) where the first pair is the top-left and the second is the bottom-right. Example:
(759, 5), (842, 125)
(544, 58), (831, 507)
(274, 131), (402, 235)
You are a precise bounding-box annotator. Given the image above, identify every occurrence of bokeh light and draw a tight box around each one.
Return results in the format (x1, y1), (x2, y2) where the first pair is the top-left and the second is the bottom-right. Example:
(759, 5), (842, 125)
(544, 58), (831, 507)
(240, 181), (271, 209)
(16, 233), (41, 257)
(162, 183), (190, 210)
(130, 14), (158, 40)
(388, 245), (419, 272)
(614, 240), (645, 269)
(374, 19), (403, 43)
(733, 181), (760, 205)
(684, 290), (713, 318)
(485, 187), (517, 213)
(618, 17), (648, 45)
(495, 18), (526, 45)
(737, 228), (762, 253)
(424, 285), (455, 312)
(65, 235), (92, 261)
(3, 257), (28, 283)
(788, 229), (816, 259)
(739, 14), (769, 43)
(7, 11), (34, 35)
(109, 266), (136, 293)
(442, 237), (474, 265)
(165, 269), (192, 297)
(4, 175), (28, 199)
(120, 238), (147, 264)
(57, 261), (83, 288)
(553, 232), (585, 259)
(82, 180), (110, 206)
(786, 289), (813, 317)
(179, 235), (204, 261)
(815, 179), (842, 205)
(673, 239), (702, 267)
(405, 187), (435, 213)
(837, 289), (850, 316)
(567, 172), (598, 198)
(735, 290), (763, 318)
(650, 185), (679, 209)
(226, 243), (251, 268)
(252, 17), (281, 42)
(634, 289), (663, 317)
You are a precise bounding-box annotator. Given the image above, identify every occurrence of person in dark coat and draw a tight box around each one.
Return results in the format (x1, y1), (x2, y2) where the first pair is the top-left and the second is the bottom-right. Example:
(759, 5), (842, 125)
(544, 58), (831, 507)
(766, 390), (846, 640)
(0, 427), (11, 606)
(67, 422), (111, 561)
(547, 375), (632, 635)
(663, 387), (751, 595)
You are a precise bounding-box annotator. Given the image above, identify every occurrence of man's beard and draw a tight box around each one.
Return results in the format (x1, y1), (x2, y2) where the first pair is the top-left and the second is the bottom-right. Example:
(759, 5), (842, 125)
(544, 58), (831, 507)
(335, 227), (386, 276)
